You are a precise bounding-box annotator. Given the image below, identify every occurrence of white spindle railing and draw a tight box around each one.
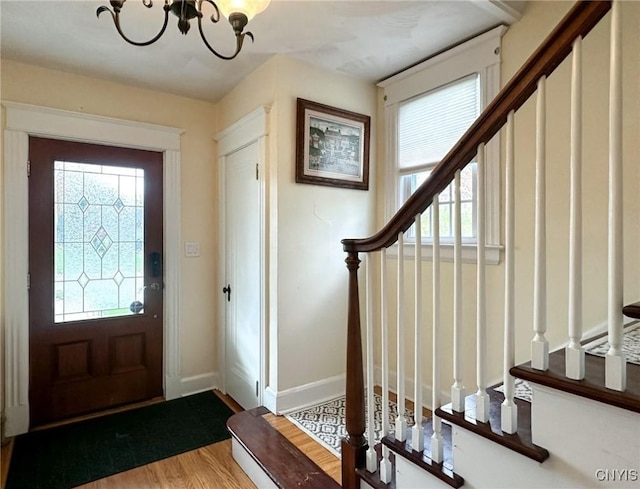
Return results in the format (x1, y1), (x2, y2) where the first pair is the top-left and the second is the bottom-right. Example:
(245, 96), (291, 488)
(532, 75), (549, 372)
(395, 232), (407, 441)
(353, 5), (629, 481)
(431, 195), (444, 463)
(475, 143), (489, 423)
(451, 171), (465, 413)
(365, 254), (377, 473)
(566, 37), (585, 381)
(379, 248), (392, 483)
(607, 0), (626, 391)
(501, 110), (518, 435)
(412, 215), (425, 452)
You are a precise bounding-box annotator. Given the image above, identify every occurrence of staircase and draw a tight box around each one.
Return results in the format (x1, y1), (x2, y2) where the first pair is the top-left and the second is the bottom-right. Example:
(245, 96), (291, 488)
(339, 1), (640, 488)
(228, 1), (640, 488)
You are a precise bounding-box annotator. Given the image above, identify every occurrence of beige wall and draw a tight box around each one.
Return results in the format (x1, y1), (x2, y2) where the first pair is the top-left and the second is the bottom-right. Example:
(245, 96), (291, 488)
(218, 55), (378, 392)
(379, 0), (640, 398)
(2, 0), (637, 419)
(0, 60), (220, 380)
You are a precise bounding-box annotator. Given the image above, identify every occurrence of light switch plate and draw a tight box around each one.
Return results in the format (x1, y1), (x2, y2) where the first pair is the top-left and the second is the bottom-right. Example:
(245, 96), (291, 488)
(185, 241), (200, 257)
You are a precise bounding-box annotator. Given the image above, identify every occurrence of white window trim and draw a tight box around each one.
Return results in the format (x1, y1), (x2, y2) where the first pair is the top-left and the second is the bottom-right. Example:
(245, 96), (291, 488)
(379, 25), (507, 265)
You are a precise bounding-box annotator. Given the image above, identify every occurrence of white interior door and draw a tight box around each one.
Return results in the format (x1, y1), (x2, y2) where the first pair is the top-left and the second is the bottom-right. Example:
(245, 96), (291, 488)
(224, 141), (261, 410)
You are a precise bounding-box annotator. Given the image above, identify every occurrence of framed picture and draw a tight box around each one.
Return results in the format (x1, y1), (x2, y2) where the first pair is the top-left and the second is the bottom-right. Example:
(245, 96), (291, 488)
(296, 98), (370, 190)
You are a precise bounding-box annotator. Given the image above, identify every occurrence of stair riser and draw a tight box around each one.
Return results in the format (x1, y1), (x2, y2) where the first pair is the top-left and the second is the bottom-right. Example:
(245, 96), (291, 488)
(231, 438), (279, 489)
(532, 384), (640, 488)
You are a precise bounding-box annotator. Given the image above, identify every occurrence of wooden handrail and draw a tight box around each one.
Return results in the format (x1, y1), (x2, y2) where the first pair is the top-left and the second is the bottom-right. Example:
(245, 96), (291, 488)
(342, 0), (611, 254)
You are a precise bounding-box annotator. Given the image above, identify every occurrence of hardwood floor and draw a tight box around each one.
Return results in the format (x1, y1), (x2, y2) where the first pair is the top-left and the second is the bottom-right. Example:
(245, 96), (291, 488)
(1, 391), (338, 489)
(77, 440), (256, 489)
(1, 440), (13, 489)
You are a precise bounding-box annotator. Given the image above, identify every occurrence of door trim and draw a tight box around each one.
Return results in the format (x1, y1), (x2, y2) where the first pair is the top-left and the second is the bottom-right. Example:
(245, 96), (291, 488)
(216, 106), (270, 406)
(2, 101), (184, 436)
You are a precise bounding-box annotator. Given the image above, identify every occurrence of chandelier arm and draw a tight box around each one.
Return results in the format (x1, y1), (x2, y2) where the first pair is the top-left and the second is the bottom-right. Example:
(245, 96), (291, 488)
(196, 14), (253, 60)
(199, 0), (221, 24)
(97, 3), (172, 47)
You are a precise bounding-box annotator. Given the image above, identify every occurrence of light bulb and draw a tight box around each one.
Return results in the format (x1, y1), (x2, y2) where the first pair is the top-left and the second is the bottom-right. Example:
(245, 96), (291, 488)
(216, 0), (271, 21)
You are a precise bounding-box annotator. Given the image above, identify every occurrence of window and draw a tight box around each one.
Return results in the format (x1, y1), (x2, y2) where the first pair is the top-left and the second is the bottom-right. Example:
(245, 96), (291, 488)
(379, 26), (505, 263)
(399, 75), (479, 242)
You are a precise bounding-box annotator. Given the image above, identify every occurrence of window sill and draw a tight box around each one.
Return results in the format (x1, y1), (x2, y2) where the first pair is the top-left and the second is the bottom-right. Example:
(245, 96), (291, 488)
(387, 242), (502, 265)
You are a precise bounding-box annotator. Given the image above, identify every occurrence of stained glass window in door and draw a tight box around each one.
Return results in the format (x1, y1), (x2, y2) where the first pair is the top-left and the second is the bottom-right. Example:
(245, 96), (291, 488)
(54, 161), (145, 323)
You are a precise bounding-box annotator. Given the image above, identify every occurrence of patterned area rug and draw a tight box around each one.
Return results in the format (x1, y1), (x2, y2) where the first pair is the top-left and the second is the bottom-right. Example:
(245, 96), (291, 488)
(286, 393), (414, 456)
(583, 323), (640, 364)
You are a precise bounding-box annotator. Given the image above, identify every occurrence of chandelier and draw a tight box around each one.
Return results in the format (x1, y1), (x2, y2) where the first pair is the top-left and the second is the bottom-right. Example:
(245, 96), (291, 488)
(97, 0), (270, 60)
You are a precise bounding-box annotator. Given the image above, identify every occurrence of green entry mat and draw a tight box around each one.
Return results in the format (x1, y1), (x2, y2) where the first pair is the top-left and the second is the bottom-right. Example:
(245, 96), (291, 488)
(6, 391), (234, 489)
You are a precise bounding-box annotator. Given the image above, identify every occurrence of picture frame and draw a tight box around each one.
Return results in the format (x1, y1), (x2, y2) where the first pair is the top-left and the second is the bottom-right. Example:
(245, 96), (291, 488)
(295, 98), (370, 191)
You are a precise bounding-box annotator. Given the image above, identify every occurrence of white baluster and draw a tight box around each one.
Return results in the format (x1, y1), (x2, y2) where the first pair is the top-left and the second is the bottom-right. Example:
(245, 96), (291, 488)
(475, 143), (490, 423)
(452, 171), (465, 413)
(431, 196), (444, 463)
(412, 215), (425, 451)
(501, 110), (518, 434)
(567, 38), (585, 380)
(395, 232), (407, 441)
(365, 253), (377, 472)
(379, 249), (392, 483)
(607, 0), (626, 391)
(532, 75), (549, 372)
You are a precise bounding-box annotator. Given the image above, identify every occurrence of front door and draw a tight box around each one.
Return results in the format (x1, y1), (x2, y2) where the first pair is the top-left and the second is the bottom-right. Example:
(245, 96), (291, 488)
(224, 141), (261, 410)
(28, 137), (163, 426)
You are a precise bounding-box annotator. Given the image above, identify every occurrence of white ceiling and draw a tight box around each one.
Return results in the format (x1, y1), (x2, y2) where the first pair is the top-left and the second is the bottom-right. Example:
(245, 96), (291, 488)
(0, 0), (526, 104)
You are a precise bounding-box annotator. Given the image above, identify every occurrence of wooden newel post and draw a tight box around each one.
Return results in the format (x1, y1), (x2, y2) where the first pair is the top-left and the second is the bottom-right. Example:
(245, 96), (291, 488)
(342, 251), (367, 489)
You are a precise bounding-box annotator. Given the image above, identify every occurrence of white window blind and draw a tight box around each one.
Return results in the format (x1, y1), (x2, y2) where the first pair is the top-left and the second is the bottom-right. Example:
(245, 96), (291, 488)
(398, 74), (480, 171)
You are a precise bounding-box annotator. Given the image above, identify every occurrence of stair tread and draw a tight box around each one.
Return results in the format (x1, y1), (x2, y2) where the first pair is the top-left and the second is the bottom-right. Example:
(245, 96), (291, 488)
(227, 406), (341, 489)
(435, 388), (549, 463)
(381, 418), (464, 488)
(511, 349), (640, 413)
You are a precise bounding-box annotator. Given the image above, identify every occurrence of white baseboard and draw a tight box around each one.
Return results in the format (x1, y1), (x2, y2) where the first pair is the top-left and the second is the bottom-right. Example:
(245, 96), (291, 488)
(267, 374), (346, 414)
(181, 372), (219, 397)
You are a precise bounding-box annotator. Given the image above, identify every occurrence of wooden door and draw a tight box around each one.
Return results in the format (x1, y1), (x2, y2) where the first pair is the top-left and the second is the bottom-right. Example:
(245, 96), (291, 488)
(28, 137), (163, 426)
(224, 142), (262, 410)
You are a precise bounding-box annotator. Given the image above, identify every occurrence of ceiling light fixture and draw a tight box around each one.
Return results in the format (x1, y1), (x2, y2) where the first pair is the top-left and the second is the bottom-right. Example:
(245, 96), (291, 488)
(97, 0), (270, 60)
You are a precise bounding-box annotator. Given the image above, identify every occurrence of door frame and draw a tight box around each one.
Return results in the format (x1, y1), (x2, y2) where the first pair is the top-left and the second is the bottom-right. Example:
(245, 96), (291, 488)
(216, 106), (269, 406)
(2, 101), (184, 436)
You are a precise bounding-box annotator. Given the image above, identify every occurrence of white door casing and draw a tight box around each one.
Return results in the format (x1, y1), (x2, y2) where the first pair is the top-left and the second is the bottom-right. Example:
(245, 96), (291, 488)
(2, 101), (183, 436)
(216, 106), (269, 409)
